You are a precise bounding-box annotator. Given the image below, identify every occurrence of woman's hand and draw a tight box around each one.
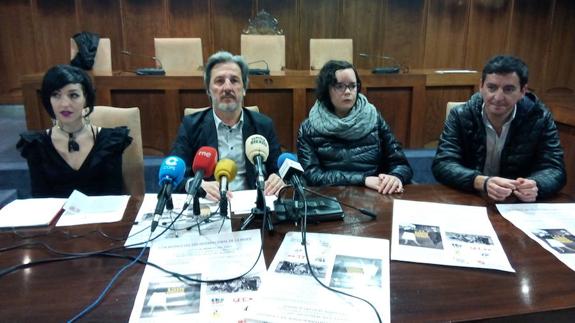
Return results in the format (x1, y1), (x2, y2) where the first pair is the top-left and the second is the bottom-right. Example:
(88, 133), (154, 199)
(365, 174), (403, 194)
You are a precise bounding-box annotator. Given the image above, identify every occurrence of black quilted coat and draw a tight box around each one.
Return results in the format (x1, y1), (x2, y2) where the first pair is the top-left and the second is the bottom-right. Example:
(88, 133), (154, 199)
(432, 92), (566, 198)
(297, 114), (413, 186)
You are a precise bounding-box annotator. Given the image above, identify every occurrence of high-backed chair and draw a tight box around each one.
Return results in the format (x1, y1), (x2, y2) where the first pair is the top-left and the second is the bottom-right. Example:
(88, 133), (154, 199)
(154, 38), (204, 75)
(90, 106), (145, 196)
(446, 102), (465, 119)
(310, 39), (353, 70)
(70, 38), (112, 76)
(184, 106), (260, 116)
(241, 35), (285, 72)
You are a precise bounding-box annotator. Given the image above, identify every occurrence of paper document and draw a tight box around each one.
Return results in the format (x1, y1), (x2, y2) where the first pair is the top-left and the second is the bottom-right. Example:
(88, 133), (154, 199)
(129, 229), (266, 322)
(125, 193), (231, 248)
(228, 190), (277, 215)
(246, 231), (390, 323)
(56, 190), (130, 226)
(497, 203), (575, 271)
(391, 200), (514, 272)
(0, 198), (66, 229)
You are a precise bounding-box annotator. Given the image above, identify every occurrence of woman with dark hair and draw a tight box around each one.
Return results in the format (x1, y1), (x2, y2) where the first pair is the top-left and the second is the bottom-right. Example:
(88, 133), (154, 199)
(297, 60), (412, 194)
(17, 64), (132, 197)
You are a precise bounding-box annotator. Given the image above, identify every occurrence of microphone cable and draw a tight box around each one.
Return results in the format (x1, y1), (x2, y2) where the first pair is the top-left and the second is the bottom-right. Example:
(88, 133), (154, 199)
(67, 231), (153, 322)
(297, 193), (383, 323)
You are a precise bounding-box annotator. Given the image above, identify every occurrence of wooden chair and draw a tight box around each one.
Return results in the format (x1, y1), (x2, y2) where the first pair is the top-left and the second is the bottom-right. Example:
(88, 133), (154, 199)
(184, 106), (259, 116)
(154, 38), (204, 75)
(70, 38), (112, 76)
(241, 35), (286, 72)
(309, 39), (353, 70)
(90, 106), (145, 196)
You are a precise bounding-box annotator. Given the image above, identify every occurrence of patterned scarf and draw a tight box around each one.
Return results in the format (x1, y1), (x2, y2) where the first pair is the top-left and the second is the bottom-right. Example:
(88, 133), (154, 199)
(308, 93), (378, 140)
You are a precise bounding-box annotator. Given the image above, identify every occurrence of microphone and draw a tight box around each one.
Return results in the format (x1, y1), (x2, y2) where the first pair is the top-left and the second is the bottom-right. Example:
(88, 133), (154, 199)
(183, 146), (218, 209)
(215, 159), (238, 198)
(359, 53), (402, 74)
(214, 159), (238, 217)
(245, 134), (269, 190)
(121, 50), (166, 75)
(152, 156), (186, 232)
(277, 152), (305, 198)
(247, 60), (270, 75)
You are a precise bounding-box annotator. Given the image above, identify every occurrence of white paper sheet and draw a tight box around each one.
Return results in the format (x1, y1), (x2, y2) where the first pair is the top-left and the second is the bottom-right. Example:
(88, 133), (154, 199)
(0, 198), (66, 229)
(56, 190), (130, 226)
(129, 229), (266, 322)
(125, 194), (231, 248)
(391, 200), (514, 272)
(227, 190), (277, 215)
(497, 203), (575, 271)
(246, 231), (390, 323)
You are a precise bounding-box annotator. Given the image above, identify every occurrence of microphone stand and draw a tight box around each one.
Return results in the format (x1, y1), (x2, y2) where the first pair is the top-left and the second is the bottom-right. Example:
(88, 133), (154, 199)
(192, 193), (202, 235)
(220, 194), (229, 218)
(241, 181), (273, 232)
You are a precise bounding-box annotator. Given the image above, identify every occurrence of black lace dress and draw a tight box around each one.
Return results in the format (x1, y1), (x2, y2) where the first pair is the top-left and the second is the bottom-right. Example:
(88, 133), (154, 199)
(17, 126), (132, 198)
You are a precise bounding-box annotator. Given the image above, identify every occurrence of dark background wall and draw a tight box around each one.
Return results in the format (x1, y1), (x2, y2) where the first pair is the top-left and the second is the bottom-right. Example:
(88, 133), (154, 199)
(1, 0), (574, 104)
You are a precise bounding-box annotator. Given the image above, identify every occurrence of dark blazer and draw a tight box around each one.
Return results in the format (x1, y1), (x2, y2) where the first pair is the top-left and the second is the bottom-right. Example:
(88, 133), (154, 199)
(432, 92), (566, 199)
(170, 107), (282, 189)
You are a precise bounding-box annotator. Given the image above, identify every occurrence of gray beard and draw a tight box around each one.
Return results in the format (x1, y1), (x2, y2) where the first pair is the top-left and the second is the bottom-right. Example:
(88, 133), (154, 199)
(215, 100), (242, 112)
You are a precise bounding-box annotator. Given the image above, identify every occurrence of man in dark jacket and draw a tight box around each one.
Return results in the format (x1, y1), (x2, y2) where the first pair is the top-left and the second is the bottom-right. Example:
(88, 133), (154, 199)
(432, 55), (566, 201)
(170, 51), (284, 201)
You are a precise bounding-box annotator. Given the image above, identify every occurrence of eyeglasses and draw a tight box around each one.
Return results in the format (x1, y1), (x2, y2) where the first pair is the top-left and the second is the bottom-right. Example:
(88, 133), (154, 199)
(332, 82), (358, 93)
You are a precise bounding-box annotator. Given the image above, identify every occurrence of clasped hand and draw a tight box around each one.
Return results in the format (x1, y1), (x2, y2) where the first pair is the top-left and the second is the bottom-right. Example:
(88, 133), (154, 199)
(484, 176), (538, 202)
(365, 174), (403, 194)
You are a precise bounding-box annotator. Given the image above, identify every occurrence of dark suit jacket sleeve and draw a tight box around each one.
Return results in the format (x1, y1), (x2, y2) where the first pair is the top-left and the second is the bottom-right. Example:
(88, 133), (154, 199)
(432, 107), (481, 192)
(263, 120), (281, 177)
(170, 116), (197, 166)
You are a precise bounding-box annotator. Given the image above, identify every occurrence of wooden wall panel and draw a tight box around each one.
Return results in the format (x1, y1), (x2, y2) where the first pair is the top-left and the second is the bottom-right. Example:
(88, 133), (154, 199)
(168, 0), (212, 60)
(340, 0), (385, 69)
(423, 87), (476, 147)
(0, 0), (39, 102)
(259, 0), (300, 69)
(542, 0), (575, 94)
(2, 0), (575, 114)
(245, 90), (294, 151)
(465, 0), (512, 71)
(299, 0), (341, 70)
(77, 0), (124, 71)
(506, 0), (553, 93)
(34, 0), (78, 69)
(383, 0), (426, 70)
(365, 89), (412, 146)
(423, 0), (470, 68)
(111, 90), (171, 156)
(211, 0), (253, 55)
(122, 0), (167, 70)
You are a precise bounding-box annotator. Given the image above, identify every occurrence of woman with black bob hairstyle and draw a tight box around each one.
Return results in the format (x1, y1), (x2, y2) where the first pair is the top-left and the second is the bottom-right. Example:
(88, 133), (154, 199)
(17, 64), (132, 197)
(297, 60), (412, 194)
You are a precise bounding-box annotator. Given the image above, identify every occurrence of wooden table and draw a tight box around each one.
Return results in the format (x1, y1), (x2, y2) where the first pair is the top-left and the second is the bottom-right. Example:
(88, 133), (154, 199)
(1, 184), (574, 322)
